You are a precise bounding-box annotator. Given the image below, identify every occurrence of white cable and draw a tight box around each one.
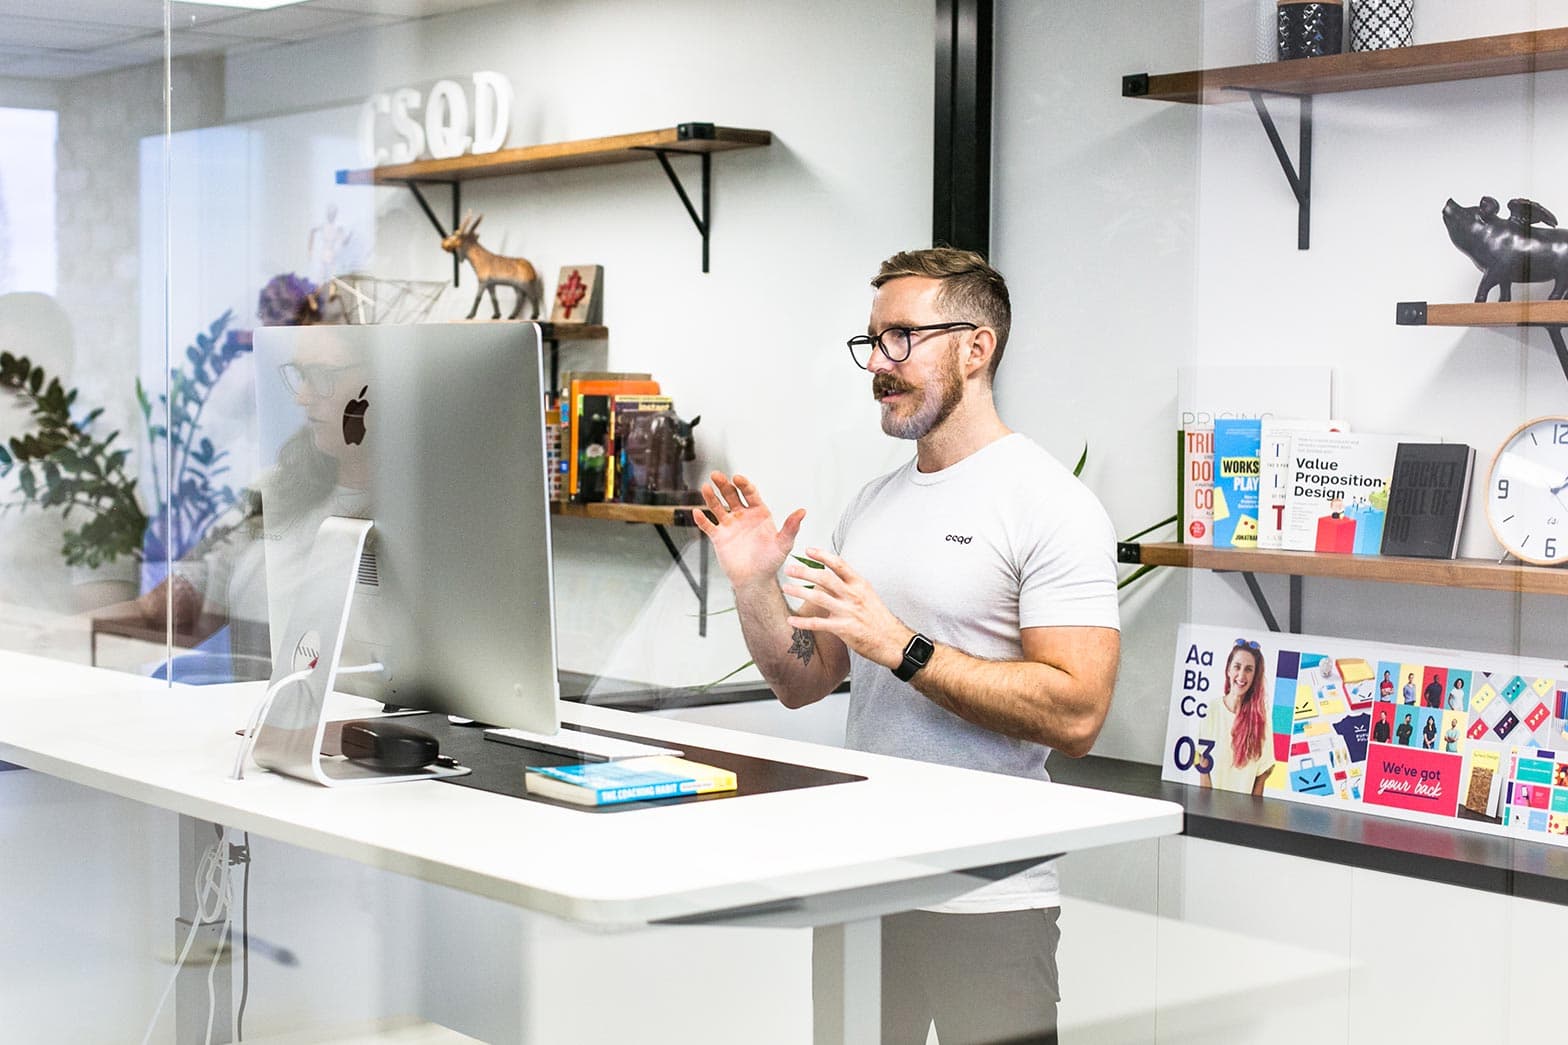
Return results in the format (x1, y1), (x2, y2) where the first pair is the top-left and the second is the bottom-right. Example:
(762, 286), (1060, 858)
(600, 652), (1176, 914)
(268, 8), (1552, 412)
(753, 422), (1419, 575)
(231, 662), (386, 781)
(140, 833), (233, 1045)
(231, 668), (313, 781)
(204, 900), (233, 1045)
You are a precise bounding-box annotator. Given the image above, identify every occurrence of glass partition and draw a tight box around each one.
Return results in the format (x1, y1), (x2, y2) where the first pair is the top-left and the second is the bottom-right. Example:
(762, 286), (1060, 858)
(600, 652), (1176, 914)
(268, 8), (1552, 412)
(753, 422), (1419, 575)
(995, 0), (1568, 1039)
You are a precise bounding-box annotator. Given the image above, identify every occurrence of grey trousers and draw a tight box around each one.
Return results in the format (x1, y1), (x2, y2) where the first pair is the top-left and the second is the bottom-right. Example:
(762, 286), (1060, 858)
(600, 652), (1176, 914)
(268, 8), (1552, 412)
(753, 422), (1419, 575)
(880, 906), (1061, 1045)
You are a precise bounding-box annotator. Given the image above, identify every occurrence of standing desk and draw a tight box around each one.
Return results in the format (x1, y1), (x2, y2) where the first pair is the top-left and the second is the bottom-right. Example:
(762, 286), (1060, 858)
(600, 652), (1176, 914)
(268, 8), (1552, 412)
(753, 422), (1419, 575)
(0, 651), (1183, 1043)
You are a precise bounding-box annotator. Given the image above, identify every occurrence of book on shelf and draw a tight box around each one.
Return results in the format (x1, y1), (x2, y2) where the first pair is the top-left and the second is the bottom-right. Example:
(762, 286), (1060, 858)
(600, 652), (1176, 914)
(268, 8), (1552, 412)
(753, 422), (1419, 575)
(556, 370), (652, 498)
(1212, 418), (1262, 549)
(568, 377), (660, 502)
(1258, 418), (1345, 550)
(1380, 442), (1476, 559)
(1176, 365), (1333, 545)
(607, 394), (674, 501)
(1280, 431), (1414, 554)
(523, 755), (737, 806)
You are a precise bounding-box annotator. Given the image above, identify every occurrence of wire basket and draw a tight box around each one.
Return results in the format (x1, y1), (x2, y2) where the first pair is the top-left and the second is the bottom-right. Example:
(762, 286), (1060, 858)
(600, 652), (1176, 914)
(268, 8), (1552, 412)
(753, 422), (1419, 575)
(323, 274), (449, 325)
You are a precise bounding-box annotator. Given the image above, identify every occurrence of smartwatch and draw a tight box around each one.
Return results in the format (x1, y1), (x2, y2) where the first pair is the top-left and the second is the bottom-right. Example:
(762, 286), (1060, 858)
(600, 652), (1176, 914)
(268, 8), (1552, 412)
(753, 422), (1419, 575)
(893, 632), (935, 682)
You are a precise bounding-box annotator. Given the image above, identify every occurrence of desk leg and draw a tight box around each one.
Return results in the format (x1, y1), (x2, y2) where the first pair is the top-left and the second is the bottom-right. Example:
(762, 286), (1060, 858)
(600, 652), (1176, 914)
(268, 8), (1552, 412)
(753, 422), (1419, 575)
(812, 917), (880, 1045)
(176, 816), (233, 1045)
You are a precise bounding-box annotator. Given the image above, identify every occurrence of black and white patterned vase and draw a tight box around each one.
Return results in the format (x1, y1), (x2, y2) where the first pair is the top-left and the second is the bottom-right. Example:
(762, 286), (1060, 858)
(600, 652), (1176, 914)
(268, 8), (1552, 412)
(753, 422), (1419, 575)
(1350, 0), (1414, 51)
(1278, 2), (1345, 60)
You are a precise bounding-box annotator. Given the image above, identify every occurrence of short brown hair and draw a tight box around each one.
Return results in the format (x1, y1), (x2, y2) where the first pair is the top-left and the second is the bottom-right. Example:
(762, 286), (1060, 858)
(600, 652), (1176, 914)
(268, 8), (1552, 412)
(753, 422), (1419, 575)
(871, 248), (1011, 379)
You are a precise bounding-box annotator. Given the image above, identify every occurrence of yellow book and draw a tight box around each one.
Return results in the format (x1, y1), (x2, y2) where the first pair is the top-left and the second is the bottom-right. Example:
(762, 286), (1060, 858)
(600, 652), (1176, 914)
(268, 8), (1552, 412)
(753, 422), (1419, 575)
(624, 755), (738, 795)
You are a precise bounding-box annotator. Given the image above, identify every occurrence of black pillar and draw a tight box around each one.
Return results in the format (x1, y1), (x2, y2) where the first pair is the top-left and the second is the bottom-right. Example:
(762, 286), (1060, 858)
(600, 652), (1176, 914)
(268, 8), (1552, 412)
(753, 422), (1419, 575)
(933, 0), (993, 255)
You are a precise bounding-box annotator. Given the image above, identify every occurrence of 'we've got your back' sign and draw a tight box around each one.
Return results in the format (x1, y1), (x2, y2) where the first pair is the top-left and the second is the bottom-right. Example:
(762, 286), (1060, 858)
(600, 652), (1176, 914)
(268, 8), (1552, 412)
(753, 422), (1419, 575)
(1163, 623), (1568, 844)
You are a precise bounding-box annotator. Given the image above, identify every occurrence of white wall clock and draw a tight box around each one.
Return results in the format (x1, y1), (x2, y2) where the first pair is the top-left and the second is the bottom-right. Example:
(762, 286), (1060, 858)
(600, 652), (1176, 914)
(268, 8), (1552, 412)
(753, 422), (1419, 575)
(1485, 415), (1568, 566)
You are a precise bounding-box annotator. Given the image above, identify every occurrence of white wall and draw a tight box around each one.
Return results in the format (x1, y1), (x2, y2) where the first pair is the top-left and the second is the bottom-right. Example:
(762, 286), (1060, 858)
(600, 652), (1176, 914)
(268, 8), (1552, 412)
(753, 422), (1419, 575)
(997, 0), (1568, 766)
(159, 0), (936, 692)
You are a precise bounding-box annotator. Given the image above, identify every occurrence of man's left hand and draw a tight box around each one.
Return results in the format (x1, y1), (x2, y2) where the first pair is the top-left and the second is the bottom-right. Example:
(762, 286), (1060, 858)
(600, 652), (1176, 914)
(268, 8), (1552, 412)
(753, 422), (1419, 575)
(782, 547), (911, 670)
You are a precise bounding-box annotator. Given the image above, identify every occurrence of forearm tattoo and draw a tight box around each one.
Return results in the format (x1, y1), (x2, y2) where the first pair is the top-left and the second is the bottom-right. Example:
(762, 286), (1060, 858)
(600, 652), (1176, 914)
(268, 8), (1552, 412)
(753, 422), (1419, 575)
(788, 628), (817, 667)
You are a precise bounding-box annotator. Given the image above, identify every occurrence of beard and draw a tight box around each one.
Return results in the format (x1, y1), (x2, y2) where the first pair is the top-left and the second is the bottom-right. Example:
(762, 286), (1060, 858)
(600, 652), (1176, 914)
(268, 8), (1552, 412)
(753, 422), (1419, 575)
(873, 347), (965, 440)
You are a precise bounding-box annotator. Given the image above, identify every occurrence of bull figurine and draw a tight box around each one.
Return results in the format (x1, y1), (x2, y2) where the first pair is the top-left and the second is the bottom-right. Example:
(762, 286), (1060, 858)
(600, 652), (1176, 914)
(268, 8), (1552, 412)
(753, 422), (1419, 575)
(618, 410), (702, 506)
(1443, 196), (1568, 302)
(440, 211), (544, 320)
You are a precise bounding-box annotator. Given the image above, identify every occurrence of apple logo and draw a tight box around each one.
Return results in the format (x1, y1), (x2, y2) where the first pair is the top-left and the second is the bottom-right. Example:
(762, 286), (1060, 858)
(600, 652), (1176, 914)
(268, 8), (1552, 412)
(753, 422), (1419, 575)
(342, 385), (369, 445)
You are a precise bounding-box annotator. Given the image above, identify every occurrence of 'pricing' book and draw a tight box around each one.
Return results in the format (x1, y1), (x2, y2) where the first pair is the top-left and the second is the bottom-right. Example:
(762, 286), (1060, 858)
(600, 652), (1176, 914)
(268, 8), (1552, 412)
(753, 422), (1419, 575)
(1175, 365), (1334, 544)
(1380, 442), (1475, 559)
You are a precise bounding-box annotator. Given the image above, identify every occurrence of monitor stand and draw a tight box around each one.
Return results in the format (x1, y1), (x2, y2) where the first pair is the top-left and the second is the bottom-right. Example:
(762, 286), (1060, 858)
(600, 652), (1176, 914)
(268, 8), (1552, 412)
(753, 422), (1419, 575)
(250, 516), (470, 787)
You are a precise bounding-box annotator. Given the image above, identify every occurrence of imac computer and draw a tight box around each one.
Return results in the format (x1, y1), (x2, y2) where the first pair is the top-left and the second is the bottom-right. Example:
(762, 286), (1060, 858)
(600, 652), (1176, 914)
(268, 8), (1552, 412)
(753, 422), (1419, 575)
(246, 322), (623, 786)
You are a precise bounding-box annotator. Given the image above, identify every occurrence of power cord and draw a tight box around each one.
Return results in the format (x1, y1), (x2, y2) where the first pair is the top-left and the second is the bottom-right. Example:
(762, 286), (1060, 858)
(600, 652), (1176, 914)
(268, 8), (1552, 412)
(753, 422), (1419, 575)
(139, 827), (235, 1045)
(237, 831), (251, 1042)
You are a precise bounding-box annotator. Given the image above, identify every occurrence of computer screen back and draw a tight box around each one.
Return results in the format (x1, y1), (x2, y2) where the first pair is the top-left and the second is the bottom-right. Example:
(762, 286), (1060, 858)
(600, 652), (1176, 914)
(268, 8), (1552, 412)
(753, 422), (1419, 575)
(251, 322), (560, 734)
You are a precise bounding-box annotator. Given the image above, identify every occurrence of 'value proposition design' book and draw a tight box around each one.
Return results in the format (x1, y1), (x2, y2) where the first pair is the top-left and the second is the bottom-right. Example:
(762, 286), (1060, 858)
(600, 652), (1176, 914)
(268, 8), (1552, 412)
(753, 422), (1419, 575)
(1279, 430), (1409, 554)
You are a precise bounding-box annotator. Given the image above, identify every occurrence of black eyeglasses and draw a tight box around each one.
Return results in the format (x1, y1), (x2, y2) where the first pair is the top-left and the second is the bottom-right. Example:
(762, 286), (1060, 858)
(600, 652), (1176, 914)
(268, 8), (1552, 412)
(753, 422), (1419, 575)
(846, 322), (977, 369)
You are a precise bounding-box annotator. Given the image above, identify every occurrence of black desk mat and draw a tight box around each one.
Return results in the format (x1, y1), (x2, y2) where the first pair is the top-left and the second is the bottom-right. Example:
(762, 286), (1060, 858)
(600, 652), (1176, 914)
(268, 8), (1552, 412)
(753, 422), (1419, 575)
(395, 713), (866, 813)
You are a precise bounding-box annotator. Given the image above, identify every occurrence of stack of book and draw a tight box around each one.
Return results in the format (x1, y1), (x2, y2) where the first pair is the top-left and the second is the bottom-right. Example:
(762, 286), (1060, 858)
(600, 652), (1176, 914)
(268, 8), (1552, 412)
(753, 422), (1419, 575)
(524, 755), (738, 807)
(1175, 367), (1474, 560)
(552, 370), (690, 504)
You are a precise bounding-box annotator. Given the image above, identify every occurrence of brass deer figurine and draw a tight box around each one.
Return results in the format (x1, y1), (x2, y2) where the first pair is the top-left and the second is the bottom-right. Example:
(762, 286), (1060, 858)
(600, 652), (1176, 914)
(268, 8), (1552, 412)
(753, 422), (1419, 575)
(440, 211), (544, 320)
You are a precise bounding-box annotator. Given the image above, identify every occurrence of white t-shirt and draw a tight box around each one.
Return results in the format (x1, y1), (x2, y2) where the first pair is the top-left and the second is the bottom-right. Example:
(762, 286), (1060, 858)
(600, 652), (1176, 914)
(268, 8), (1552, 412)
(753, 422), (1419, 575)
(832, 433), (1120, 912)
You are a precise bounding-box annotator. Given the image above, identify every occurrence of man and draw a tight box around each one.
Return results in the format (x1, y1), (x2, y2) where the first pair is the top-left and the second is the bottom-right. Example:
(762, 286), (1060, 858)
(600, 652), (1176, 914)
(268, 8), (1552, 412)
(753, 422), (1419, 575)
(692, 248), (1119, 1044)
(1397, 713), (1415, 746)
(1424, 673), (1444, 708)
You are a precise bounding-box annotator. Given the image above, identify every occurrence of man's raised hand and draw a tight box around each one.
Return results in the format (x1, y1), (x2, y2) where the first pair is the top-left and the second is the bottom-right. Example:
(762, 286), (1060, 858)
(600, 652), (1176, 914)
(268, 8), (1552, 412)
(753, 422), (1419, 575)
(691, 471), (806, 592)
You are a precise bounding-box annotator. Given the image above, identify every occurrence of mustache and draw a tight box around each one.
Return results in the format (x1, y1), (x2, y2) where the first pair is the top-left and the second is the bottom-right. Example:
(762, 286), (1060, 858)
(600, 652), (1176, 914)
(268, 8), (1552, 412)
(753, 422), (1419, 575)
(872, 374), (915, 399)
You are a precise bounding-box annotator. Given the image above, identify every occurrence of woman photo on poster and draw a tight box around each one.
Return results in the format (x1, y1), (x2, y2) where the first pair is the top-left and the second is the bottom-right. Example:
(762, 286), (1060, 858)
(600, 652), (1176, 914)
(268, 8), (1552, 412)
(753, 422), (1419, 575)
(1200, 638), (1274, 796)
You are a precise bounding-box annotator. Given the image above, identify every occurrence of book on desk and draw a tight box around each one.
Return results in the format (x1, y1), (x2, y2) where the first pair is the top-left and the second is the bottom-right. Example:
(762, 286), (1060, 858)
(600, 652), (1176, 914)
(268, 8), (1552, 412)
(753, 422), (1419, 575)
(524, 755), (738, 806)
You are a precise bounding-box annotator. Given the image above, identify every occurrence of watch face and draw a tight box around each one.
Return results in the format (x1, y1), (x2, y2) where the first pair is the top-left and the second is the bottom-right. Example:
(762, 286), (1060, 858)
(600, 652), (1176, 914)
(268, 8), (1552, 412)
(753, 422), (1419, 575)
(907, 634), (935, 663)
(1486, 416), (1568, 566)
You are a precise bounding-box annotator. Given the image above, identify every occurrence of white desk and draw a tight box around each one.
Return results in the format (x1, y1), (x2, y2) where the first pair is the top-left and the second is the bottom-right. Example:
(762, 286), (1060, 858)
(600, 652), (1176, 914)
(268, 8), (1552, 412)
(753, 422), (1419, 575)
(0, 651), (1183, 1042)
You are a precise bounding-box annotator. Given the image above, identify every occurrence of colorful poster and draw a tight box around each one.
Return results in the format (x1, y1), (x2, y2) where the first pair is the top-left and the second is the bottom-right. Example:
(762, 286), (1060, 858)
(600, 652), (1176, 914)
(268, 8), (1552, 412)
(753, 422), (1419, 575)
(1164, 624), (1568, 844)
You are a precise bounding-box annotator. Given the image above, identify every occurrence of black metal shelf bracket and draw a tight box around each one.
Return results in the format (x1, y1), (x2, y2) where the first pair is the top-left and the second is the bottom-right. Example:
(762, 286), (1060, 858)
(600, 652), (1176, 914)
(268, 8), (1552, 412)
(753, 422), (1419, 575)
(652, 523), (710, 636)
(1247, 90), (1312, 250)
(644, 149), (713, 273)
(1222, 571), (1302, 633)
(401, 180), (463, 285)
(1543, 326), (1568, 382)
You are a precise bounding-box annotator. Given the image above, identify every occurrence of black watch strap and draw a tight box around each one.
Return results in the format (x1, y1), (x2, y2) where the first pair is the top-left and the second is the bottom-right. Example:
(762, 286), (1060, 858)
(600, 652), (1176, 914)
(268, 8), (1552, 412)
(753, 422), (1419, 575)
(893, 633), (935, 682)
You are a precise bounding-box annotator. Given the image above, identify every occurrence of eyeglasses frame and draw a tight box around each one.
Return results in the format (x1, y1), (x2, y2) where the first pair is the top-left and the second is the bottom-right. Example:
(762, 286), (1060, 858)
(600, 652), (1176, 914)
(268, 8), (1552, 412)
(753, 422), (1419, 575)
(846, 321), (980, 370)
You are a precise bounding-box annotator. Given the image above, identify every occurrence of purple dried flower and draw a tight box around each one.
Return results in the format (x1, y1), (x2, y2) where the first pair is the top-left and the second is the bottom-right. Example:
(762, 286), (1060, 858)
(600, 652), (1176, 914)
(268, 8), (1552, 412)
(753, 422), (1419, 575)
(257, 273), (320, 326)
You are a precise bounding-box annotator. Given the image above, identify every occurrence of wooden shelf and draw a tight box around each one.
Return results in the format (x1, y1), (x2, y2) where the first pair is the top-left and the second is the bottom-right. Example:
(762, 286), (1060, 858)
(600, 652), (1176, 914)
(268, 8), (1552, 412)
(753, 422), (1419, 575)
(1123, 27), (1568, 104)
(337, 125), (772, 186)
(1395, 300), (1568, 381)
(537, 323), (607, 341)
(552, 501), (708, 527)
(1127, 541), (1568, 597)
(1395, 300), (1568, 327)
(338, 123), (771, 274)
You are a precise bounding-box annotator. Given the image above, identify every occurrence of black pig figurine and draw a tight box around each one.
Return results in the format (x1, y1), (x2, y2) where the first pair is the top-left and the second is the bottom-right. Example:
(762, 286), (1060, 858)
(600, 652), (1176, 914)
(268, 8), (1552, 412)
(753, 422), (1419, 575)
(1443, 196), (1568, 302)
